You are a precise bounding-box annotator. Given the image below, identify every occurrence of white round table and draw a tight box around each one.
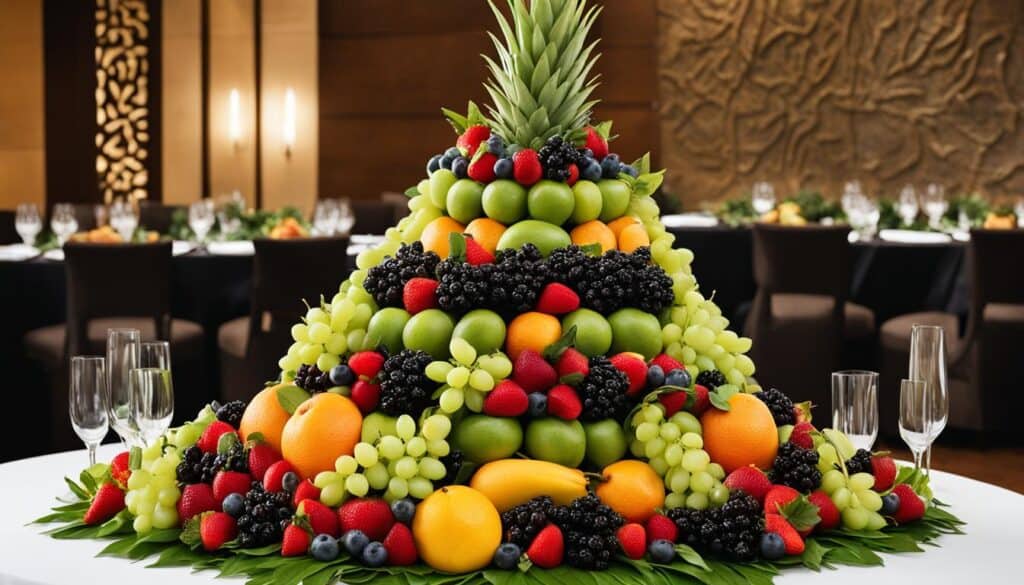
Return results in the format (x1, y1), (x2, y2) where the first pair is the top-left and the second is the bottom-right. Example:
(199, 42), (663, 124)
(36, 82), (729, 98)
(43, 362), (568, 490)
(2, 445), (1022, 585)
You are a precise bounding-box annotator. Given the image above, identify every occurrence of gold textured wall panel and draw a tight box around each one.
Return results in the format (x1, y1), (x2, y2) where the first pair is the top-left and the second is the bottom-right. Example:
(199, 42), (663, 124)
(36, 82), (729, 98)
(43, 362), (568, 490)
(656, 0), (1024, 205)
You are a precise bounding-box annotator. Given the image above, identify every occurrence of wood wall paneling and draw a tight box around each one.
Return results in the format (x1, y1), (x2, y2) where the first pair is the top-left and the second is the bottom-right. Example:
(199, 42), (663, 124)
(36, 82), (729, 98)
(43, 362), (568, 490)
(0, 0), (45, 210)
(162, 0), (202, 206)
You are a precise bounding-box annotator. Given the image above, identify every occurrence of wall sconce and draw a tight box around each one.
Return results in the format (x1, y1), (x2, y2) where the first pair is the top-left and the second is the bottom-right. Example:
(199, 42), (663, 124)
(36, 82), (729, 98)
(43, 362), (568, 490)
(228, 88), (243, 148)
(283, 87), (297, 158)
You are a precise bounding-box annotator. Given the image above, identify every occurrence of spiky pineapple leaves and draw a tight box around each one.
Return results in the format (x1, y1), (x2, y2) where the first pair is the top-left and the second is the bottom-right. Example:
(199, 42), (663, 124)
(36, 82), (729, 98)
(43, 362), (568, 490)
(442, 101), (489, 135)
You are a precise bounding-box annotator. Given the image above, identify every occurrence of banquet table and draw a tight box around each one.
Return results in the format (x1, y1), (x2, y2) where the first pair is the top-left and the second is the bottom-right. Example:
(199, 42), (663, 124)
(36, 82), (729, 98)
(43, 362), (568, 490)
(2, 445), (1022, 585)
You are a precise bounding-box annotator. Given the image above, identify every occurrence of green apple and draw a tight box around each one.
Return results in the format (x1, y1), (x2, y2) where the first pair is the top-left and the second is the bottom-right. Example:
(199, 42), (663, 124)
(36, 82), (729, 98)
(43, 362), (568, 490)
(571, 180), (603, 224)
(497, 220), (571, 257)
(453, 309), (506, 354)
(402, 308), (454, 360)
(525, 419), (586, 468)
(482, 180), (527, 224)
(429, 168), (457, 210)
(527, 180), (575, 225)
(366, 307), (410, 354)
(446, 179), (485, 224)
(561, 308), (612, 357)
(361, 412), (397, 444)
(584, 420), (628, 468)
(452, 415), (523, 463)
(598, 179), (631, 222)
(608, 308), (663, 359)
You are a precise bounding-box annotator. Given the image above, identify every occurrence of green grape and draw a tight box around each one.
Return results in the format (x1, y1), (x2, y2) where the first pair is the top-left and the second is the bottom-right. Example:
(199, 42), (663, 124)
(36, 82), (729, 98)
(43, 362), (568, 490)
(849, 473), (875, 492)
(421, 415), (452, 441)
(683, 290), (704, 311)
(725, 368), (745, 386)
(332, 298), (356, 326)
(690, 308), (710, 326)
(469, 369), (494, 392)
(856, 490), (883, 512)
(866, 511), (887, 531)
(629, 439), (646, 458)
(291, 323), (309, 342)
(832, 487), (852, 510)
(735, 354), (756, 377)
(817, 444), (839, 474)
(306, 307), (330, 325)
(709, 484), (730, 506)
(325, 333), (347, 355)
(821, 469), (846, 494)
(644, 438), (667, 460)
(387, 477), (409, 499)
(315, 471), (339, 489)
(317, 352), (341, 372)
(405, 437), (427, 458)
(664, 444), (684, 467)
(378, 436), (404, 460)
(408, 477), (434, 500)
(335, 455), (358, 476)
(447, 366), (470, 389)
(320, 482), (346, 507)
(477, 353), (512, 379)
(703, 343), (725, 360)
(713, 354), (735, 374)
(842, 507), (870, 531)
(345, 473), (370, 497)
(669, 469), (690, 493)
(354, 443), (379, 468)
(450, 338), (477, 366)
(670, 412), (702, 435)
(299, 343), (323, 365)
(418, 457), (446, 481)
(396, 415), (416, 440)
(351, 303), (374, 329)
(308, 322), (331, 344)
(695, 355), (715, 373)
(681, 433), (703, 450)
(707, 463), (725, 481)
(662, 323), (683, 345)
(659, 422), (681, 442)
(133, 514), (152, 534)
(681, 346), (697, 364)
(152, 504), (178, 530)
(707, 316), (729, 333)
(464, 388), (485, 412)
(365, 464), (390, 491)
(395, 456), (418, 479)
(690, 471), (714, 493)
(686, 492), (709, 510)
(425, 439), (450, 457)
(426, 361), (453, 383)
(665, 492), (687, 509)
(127, 469), (150, 490)
(157, 487), (178, 507)
(681, 449), (710, 473)
(439, 388), (464, 413)
(670, 307), (687, 326)
(635, 422), (658, 443)
(648, 456), (669, 477)
(643, 404), (664, 424)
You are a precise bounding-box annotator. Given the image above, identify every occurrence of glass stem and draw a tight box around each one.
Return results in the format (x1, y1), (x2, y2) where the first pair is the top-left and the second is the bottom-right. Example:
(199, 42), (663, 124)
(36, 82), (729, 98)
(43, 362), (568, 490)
(925, 446), (932, 477)
(912, 450), (923, 473)
(88, 444), (97, 466)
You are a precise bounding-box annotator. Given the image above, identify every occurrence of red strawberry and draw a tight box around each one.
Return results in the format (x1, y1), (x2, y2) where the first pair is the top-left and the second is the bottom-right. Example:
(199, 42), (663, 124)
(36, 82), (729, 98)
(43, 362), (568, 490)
(457, 125), (490, 156)
(351, 380), (381, 413)
(212, 471), (252, 504)
(547, 384), (583, 420)
(513, 148), (543, 186)
(349, 351), (385, 379)
(177, 483), (218, 523)
(483, 379), (529, 417)
(513, 349), (558, 392)
(764, 485), (801, 515)
(659, 391), (688, 417)
(555, 347), (589, 379)
(200, 512), (237, 552)
(650, 354), (683, 374)
(764, 514), (804, 555)
(891, 484), (925, 524)
(535, 283), (580, 315)
(84, 483), (125, 525)
(281, 523), (311, 557)
(644, 514), (678, 543)
(247, 442), (281, 482)
(689, 385), (710, 415)
(871, 456), (897, 491)
(526, 524), (564, 568)
(292, 479), (321, 508)
(109, 452), (131, 489)
(723, 466), (773, 504)
(403, 277), (439, 315)
(807, 491), (840, 531)
(197, 421), (237, 454)
(383, 522), (418, 566)
(566, 163), (579, 186)
(789, 421), (816, 449)
(585, 126), (609, 161)
(609, 353), (648, 395)
(616, 523), (646, 560)
(297, 499), (339, 537)
(465, 236), (495, 265)
(338, 498), (395, 541)
(468, 151), (498, 183)
(263, 460), (296, 492)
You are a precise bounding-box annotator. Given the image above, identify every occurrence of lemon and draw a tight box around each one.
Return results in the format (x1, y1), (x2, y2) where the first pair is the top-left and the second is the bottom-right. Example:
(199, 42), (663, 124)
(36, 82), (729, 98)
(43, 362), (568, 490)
(412, 486), (501, 573)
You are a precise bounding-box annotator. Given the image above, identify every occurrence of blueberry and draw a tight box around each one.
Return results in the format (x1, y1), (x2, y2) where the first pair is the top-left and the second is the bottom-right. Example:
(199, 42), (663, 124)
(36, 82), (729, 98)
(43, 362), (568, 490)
(621, 164), (639, 177)
(648, 539), (676, 563)
(600, 157), (621, 179)
(759, 533), (786, 560)
(427, 154), (443, 175)
(311, 534), (340, 561)
(342, 529), (369, 557)
(487, 134), (505, 156)
(492, 542), (521, 570)
(439, 155), (454, 170)
(493, 157), (514, 179)
(452, 157), (469, 178)
(362, 541), (388, 567)
(580, 159), (602, 181)
(281, 471), (300, 493)
(881, 493), (901, 516)
(604, 153), (621, 166)
(444, 146), (461, 158)
(647, 364), (666, 389)
(665, 368), (691, 388)
(329, 364), (355, 387)
(580, 148), (594, 159)
(527, 392), (548, 418)
(222, 493), (244, 517)
(391, 498), (416, 525)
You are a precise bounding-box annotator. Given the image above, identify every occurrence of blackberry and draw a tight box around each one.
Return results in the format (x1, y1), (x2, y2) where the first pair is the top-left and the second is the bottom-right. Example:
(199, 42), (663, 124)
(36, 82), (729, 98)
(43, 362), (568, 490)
(213, 442), (250, 474)
(550, 494), (624, 570)
(545, 246), (590, 289)
(363, 242), (440, 308)
(378, 350), (435, 416)
(844, 449), (873, 475)
(669, 491), (763, 561)
(436, 244), (548, 317)
(755, 388), (795, 426)
(175, 446), (206, 484)
(175, 443), (248, 484)
(769, 443), (821, 493)
(435, 260), (497, 315)
(501, 496), (558, 549)
(236, 482), (293, 548)
(577, 357), (633, 421)
(538, 136), (582, 182)
(696, 369), (728, 390)
(216, 400), (246, 428)
(553, 247), (674, 315)
(293, 364), (332, 393)
(439, 449), (464, 486)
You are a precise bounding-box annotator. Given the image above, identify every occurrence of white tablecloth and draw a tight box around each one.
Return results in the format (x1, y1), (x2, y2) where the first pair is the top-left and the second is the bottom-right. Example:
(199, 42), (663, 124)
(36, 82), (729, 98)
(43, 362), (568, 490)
(1, 445), (1022, 584)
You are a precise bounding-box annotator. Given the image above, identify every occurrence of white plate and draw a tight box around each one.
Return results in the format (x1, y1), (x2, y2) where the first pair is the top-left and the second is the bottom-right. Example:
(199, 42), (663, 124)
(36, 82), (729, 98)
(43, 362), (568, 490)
(206, 240), (255, 256)
(879, 229), (952, 244)
(660, 213), (719, 228)
(43, 249), (64, 262)
(0, 244), (40, 262)
(349, 234), (385, 245)
(172, 241), (196, 256)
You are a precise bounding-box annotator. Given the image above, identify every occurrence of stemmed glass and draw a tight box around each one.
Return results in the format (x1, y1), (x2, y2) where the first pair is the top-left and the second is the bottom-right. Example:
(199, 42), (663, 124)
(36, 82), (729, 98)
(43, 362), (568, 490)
(216, 191), (244, 239)
(830, 370), (879, 452)
(1015, 197), (1024, 229)
(921, 184), (948, 230)
(106, 328), (141, 448)
(189, 200), (215, 245)
(70, 356), (109, 466)
(131, 367), (174, 446)
(109, 197), (139, 242)
(313, 199), (340, 236)
(50, 203), (79, 246)
(15, 203), (42, 246)
(908, 324), (949, 476)
(751, 182), (776, 216)
(335, 198), (355, 236)
(899, 379), (931, 472)
(897, 185), (919, 227)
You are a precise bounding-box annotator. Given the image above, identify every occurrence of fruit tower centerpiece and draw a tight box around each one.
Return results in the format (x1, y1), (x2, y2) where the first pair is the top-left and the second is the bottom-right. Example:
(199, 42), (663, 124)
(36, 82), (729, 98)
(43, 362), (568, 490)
(40, 1), (962, 583)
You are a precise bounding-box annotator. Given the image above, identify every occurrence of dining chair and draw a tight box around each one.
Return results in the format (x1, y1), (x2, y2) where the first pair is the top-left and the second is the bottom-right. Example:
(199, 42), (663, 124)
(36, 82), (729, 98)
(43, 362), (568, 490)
(0, 211), (17, 245)
(139, 201), (184, 235)
(217, 236), (351, 402)
(352, 195), (406, 235)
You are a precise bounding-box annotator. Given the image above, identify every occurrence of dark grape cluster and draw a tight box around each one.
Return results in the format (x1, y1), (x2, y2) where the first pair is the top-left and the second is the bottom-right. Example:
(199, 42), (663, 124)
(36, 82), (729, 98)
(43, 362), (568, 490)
(436, 244), (548, 316)
(293, 364), (332, 393)
(236, 482), (294, 548)
(216, 400), (246, 428)
(214, 443), (251, 474)
(538, 136), (583, 181)
(755, 388), (795, 426)
(548, 247), (675, 315)
(363, 242), (440, 308)
(549, 494), (624, 570)
(844, 449), (873, 475)
(378, 350), (435, 416)
(501, 496), (558, 549)
(176, 444), (249, 485)
(669, 491), (764, 561)
(577, 357), (633, 421)
(770, 443), (822, 493)
(696, 369), (728, 390)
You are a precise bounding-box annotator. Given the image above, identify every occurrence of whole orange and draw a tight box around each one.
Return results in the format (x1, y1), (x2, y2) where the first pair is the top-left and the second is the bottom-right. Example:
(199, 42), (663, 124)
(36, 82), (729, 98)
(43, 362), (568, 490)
(618, 223), (651, 253)
(281, 393), (363, 479)
(464, 218), (506, 254)
(421, 216), (465, 258)
(606, 216), (640, 239)
(701, 392), (778, 473)
(238, 384), (293, 453)
(595, 460), (665, 522)
(505, 312), (561, 360)
(570, 220), (616, 254)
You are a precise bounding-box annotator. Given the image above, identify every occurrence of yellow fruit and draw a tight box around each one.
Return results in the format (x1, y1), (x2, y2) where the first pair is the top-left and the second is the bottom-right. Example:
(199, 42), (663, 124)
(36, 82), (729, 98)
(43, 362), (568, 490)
(505, 312), (561, 361)
(281, 393), (363, 479)
(239, 384), (293, 453)
(413, 486), (501, 573)
(570, 220), (616, 253)
(607, 216), (640, 239)
(618, 223), (651, 253)
(701, 393), (778, 473)
(595, 460), (665, 522)
(421, 216), (465, 258)
(469, 459), (588, 512)
(464, 217), (507, 254)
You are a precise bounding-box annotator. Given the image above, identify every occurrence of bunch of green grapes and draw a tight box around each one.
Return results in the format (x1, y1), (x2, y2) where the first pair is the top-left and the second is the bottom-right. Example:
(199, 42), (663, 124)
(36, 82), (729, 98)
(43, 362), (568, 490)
(425, 338), (513, 414)
(400, 192), (443, 244)
(165, 405), (217, 449)
(314, 413), (452, 505)
(816, 441), (887, 531)
(279, 284), (379, 380)
(629, 402), (728, 510)
(125, 444), (182, 534)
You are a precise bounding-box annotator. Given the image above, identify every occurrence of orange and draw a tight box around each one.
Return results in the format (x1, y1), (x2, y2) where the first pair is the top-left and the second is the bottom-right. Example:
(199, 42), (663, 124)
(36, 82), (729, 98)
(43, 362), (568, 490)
(238, 384), (293, 453)
(421, 216), (465, 258)
(618, 223), (651, 253)
(413, 486), (502, 573)
(607, 216), (641, 239)
(505, 312), (562, 360)
(464, 217), (506, 254)
(701, 393), (778, 473)
(595, 460), (665, 522)
(570, 220), (616, 253)
(281, 393), (363, 479)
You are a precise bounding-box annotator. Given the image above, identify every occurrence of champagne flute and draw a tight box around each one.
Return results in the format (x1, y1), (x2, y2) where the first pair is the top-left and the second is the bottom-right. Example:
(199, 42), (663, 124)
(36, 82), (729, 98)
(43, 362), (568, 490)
(131, 367), (174, 446)
(899, 379), (931, 472)
(106, 328), (141, 448)
(830, 370), (879, 451)
(70, 356), (109, 465)
(909, 324), (949, 476)
(140, 340), (172, 370)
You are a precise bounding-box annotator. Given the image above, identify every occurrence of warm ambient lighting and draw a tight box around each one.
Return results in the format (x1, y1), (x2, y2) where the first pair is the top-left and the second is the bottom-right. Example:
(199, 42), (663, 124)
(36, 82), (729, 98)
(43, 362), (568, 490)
(228, 88), (243, 147)
(283, 88), (297, 157)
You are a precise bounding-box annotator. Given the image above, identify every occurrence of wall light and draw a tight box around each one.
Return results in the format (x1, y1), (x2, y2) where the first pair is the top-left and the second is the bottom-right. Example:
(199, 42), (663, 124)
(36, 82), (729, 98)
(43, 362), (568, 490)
(283, 88), (297, 158)
(228, 88), (243, 147)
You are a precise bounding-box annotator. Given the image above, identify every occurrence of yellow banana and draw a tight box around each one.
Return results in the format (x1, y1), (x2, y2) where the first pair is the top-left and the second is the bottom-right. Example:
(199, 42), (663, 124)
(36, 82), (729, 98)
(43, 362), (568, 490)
(469, 459), (588, 512)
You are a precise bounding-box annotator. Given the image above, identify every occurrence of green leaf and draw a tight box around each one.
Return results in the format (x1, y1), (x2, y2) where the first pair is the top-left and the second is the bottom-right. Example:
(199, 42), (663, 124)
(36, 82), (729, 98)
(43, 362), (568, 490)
(179, 516), (202, 548)
(448, 232), (468, 262)
(558, 372), (584, 387)
(276, 384), (311, 415)
(96, 509), (134, 537)
(246, 432), (266, 445)
(78, 469), (98, 494)
(404, 185), (420, 198)
(673, 544), (709, 571)
(542, 325), (578, 361)
(708, 392), (731, 412)
(64, 477), (90, 501)
(218, 430), (241, 454)
(776, 496), (821, 532)
(579, 242), (603, 256)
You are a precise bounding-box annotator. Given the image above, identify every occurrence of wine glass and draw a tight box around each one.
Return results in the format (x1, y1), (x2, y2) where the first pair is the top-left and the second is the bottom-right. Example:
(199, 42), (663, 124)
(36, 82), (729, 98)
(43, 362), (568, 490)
(131, 367), (174, 446)
(908, 324), (948, 476)
(897, 185), (919, 227)
(751, 182), (776, 216)
(70, 356), (109, 466)
(922, 184), (948, 230)
(50, 203), (79, 246)
(15, 203), (42, 246)
(313, 199), (339, 236)
(830, 370), (879, 452)
(1015, 197), (1024, 229)
(216, 191), (244, 239)
(899, 379), (932, 472)
(109, 197), (139, 242)
(189, 199), (215, 244)
(334, 198), (355, 236)
(106, 328), (141, 448)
